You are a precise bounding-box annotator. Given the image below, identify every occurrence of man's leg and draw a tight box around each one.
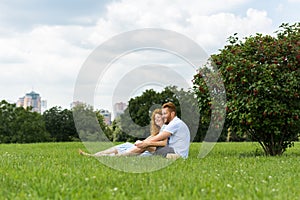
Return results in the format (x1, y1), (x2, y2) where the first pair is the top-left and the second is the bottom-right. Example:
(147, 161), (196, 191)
(95, 142), (134, 156)
(153, 146), (175, 157)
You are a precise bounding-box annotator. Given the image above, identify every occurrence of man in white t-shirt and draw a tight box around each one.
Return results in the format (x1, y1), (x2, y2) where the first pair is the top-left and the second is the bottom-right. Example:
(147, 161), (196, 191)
(135, 102), (191, 158)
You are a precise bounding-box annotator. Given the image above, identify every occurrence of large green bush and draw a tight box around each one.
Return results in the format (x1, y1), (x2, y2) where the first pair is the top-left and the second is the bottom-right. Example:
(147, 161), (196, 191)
(193, 23), (300, 155)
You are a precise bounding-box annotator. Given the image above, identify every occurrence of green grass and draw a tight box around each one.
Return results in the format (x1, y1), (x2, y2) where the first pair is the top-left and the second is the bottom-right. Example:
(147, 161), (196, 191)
(1, 142), (300, 199)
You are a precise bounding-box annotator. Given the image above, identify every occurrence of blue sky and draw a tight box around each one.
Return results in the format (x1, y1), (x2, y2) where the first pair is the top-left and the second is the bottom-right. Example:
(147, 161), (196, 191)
(0, 0), (299, 113)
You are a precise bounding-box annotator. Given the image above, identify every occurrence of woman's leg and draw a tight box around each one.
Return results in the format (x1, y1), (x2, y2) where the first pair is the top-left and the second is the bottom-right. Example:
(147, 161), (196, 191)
(79, 142), (136, 157)
(93, 147), (118, 156)
(79, 149), (95, 156)
(117, 146), (146, 156)
(79, 146), (118, 157)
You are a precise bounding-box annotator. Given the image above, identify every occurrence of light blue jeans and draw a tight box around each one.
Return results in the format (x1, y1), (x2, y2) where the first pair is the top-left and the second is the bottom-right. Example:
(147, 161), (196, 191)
(115, 142), (153, 156)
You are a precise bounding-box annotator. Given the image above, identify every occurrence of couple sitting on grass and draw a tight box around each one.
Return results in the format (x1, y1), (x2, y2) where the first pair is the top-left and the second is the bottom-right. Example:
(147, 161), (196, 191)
(79, 102), (191, 159)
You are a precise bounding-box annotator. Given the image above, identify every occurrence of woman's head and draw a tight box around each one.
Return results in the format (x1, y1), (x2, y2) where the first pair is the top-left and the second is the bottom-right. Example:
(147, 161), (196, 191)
(150, 108), (163, 136)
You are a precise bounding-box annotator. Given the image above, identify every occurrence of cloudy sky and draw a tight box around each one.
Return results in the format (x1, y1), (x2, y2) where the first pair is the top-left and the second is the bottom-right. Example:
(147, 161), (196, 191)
(0, 0), (299, 114)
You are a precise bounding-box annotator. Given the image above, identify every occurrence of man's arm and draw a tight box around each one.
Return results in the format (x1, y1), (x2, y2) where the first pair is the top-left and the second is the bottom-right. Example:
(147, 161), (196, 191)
(144, 138), (168, 152)
(135, 131), (171, 148)
(149, 131), (171, 142)
(144, 137), (168, 147)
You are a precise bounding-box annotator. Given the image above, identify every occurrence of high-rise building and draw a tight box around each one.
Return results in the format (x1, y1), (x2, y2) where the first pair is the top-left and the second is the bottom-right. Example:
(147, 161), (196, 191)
(17, 91), (45, 113)
(99, 109), (112, 125)
(113, 102), (127, 118)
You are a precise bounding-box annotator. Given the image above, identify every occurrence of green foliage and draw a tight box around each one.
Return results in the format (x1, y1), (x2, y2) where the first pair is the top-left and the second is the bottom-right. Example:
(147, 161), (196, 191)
(72, 103), (112, 142)
(43, 106), (78, 142)
(119, 87), (178, 140)
(11, 107), (50, 143)
(192, 66), (229, 142)
(110, 117), (136, 142)
(0, 100), (113, 144)
(119, 86), (200, 141)
(0, 100), (50, 143)
(1, 142), (300, 199)
(95, 109), (113, 141)
(193, 23), (300, 155)
(0, 100), (16, 143)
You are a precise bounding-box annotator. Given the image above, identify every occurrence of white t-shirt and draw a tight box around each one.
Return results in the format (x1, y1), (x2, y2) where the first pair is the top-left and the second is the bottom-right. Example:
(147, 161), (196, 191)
(164, 116), (190, 158)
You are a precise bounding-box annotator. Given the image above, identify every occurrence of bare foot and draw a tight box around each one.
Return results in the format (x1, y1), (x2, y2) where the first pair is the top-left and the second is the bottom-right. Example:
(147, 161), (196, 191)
(79, 149), (88, 156)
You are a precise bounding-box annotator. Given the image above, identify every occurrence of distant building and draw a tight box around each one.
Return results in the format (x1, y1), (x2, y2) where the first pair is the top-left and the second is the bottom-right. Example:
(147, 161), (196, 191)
(41, 100), (47, 113)
(17, 91), (45, 113)
(113, 102), (127, 118)
(99, 109), (112, 125)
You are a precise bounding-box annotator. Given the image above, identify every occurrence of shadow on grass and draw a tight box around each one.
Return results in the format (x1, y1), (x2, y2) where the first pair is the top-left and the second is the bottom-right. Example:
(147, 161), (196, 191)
(238, 148), (265, 157)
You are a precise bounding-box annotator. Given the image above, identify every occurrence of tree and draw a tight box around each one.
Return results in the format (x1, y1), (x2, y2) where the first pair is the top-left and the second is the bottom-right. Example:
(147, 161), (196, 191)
(0, 100), (15, 143)
(95, 109), (113, 141)
(12, 107), (50, 143)
(72, 103), (111, 142)
(119, 86), (200, 141)
(0, 100), (50, 143)
(43, 107), (78, 142)
(119, 89), (161, 140)
(193, 23), (300, 156)
(110, 117), (134, 142)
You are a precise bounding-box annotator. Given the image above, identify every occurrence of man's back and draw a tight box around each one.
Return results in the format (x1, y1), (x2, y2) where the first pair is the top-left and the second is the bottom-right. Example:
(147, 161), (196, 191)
(164, 116), (190, 158)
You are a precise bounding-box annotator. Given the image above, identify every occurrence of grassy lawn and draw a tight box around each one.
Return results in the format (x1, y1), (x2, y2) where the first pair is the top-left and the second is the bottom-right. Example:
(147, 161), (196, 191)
(1, 142), (300, 199)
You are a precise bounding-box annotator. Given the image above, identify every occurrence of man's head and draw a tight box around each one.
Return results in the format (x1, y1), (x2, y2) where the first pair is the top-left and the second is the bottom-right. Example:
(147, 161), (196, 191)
(162, 102), (177, 124)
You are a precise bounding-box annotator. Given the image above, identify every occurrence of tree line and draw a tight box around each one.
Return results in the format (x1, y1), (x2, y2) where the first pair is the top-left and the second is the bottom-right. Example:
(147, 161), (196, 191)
(0, 85), (242, 145)
(0, 86), (208, 144)
(0, 100), (112, 143)
(1, 23), (299, 156)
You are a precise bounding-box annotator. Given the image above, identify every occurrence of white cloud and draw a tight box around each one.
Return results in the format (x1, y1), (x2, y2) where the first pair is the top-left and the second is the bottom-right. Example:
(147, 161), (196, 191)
(187, 8), (273, 50)
(90, 0), (273, 54)
(0, 0), (292, 111)
(0, 25), (92, 107)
